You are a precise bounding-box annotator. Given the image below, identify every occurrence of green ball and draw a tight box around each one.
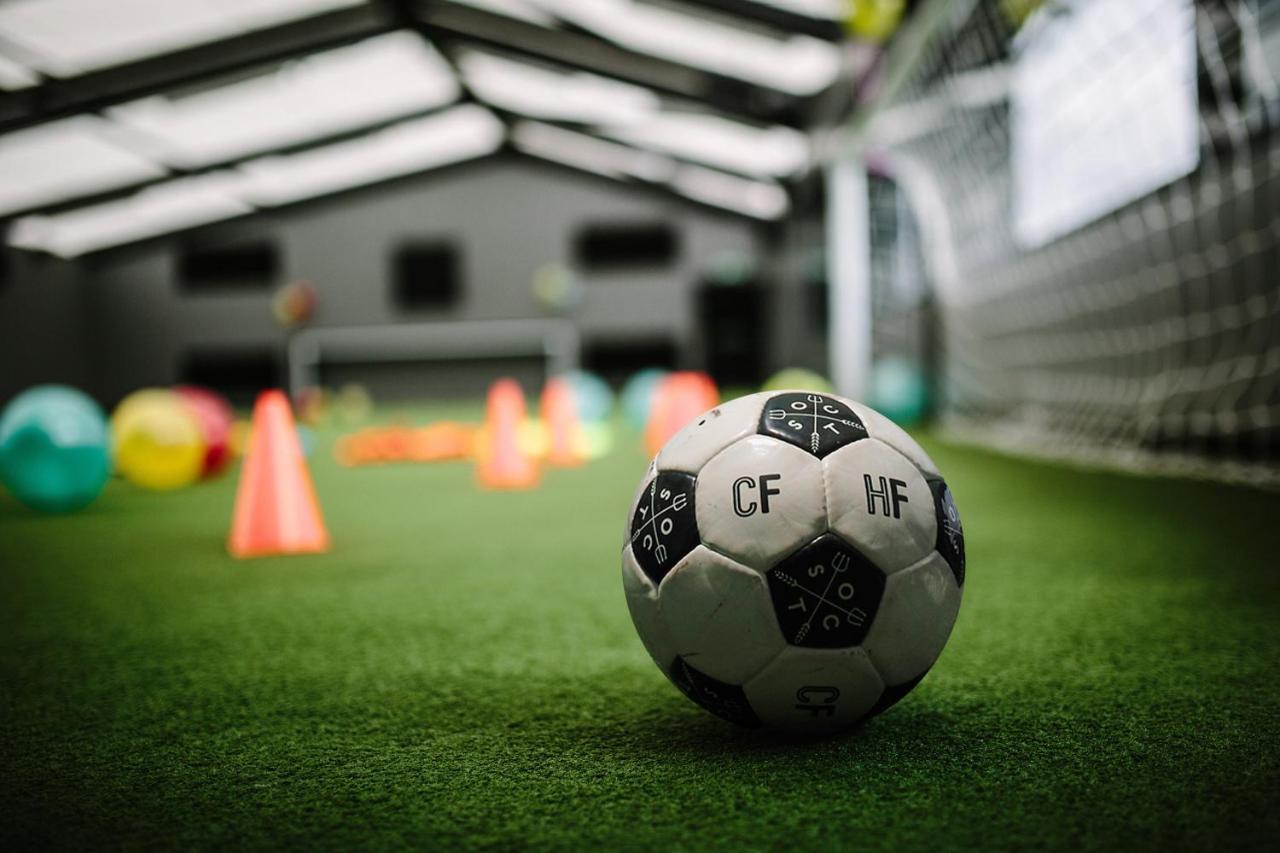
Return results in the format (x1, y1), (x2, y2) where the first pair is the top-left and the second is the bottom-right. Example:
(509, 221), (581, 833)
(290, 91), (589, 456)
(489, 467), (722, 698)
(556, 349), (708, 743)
(0, 385), (112, 513)
(762, 368), (834, 394)
(870, 358), (929, 427)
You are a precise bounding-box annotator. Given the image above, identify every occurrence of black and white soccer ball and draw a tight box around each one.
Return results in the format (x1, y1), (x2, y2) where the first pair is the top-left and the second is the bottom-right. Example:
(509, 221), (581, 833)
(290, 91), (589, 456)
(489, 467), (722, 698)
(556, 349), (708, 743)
(622, 390), (965, 734)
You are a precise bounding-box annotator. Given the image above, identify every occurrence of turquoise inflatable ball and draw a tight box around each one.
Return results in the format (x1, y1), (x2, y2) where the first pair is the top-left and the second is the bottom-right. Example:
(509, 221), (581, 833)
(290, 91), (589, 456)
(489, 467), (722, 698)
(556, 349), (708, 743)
(561, 370), (615, 424)
(0, 385), (112, 513)
(869, 358), (930, 427)
(621, 368), (669, 429)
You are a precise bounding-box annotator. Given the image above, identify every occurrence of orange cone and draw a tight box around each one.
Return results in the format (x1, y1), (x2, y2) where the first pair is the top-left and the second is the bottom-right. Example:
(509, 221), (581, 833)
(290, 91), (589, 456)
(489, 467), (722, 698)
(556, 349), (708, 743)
(227, 389), (330, 558)
(541, 377), (583, 468)
(476, 378), (539, 489)
(645, 371), (720, 456)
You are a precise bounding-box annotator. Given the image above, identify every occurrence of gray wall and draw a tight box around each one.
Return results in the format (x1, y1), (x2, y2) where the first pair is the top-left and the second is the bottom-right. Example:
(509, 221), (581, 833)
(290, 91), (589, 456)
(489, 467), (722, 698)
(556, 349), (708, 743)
(0, 251), (92, 402)
(1, 156), (787, 407)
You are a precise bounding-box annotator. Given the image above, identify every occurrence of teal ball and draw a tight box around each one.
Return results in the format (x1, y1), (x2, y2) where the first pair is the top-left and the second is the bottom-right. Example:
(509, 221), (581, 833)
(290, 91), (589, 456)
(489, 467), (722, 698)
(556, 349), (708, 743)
(870, 358), (929, 427)
(622, 369), (669, 429)
(562, 370), (615, 424)
(0, 385), (112, 513)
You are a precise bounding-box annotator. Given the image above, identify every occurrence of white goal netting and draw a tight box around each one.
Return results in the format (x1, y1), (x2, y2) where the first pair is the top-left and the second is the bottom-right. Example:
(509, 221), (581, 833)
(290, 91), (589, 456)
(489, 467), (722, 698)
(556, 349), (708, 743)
(856, 0), (1280, 487)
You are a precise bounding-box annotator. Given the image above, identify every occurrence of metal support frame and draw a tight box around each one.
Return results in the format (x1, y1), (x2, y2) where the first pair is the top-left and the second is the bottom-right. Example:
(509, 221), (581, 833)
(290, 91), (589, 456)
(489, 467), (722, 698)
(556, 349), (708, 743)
(286, 318), (580, 397)
(825, 159), (871, 402)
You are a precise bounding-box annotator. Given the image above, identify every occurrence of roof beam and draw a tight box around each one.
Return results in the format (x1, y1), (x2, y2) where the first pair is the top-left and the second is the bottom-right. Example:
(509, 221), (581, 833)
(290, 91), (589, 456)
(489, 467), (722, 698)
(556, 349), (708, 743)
(0, 2), (392, 134)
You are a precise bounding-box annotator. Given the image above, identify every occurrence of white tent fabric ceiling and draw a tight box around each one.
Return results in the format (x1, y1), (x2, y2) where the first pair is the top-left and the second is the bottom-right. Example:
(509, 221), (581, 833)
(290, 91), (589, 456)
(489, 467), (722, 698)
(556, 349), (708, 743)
(0, 0), (862, 255)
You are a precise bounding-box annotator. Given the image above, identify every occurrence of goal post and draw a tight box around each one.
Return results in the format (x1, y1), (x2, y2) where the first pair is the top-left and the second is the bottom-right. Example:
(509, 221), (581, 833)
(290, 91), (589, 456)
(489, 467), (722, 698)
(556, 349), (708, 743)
(827, 0), (1280, 487)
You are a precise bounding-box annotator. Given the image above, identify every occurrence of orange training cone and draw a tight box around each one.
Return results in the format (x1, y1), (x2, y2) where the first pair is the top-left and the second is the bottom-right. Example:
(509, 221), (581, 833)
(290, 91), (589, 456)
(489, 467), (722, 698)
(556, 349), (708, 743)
(476, 378), (539, 489)
(645, 371), (720, 456)
(541, 377), (584, 468)
(228, 389), (330, 558)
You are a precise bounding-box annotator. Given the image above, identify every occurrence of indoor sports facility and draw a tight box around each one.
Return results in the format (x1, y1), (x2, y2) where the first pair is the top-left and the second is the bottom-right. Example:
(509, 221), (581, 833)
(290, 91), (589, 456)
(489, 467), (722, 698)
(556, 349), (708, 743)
(0, 0), (1277, 849)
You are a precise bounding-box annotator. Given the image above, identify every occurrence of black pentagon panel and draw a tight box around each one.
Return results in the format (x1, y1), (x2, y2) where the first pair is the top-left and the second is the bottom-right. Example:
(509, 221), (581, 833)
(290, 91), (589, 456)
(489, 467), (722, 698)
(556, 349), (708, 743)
(629, 471), (698, 586)
(866, 672), (927, 722)
(766, 534), (885, 649)
(929, 479), (965, 586)
(758, 392), (868, 458)
(669, 656), (760, 728)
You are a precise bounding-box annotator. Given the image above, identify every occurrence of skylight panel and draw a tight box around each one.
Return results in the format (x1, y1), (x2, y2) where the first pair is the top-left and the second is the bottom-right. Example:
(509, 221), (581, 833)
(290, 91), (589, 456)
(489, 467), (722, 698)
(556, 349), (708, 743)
(602, 112), (810, 178)
(511, 121), (675, 182)
(238, 105), (505, 206)
(741, 0), (848, 20)
(108, 32), (459, 169)
(0, 0), (367, 78)
(459, 50), (660, 125)
(7, 172), (253, 258)
(668, 164), (789, 219)
(0, 53), (37, 90)
(0, 116), (167, 216)
(447, 0), (556, 25)
(531, 0), (842, 95)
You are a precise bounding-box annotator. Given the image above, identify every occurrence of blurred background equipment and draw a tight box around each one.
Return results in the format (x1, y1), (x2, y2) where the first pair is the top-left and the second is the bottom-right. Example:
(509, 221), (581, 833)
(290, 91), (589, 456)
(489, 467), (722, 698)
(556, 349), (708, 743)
(0, 384), (111, 512)
(110, 388), (206, 491)
(173, 385), (235, 478)
(0, 0), (1275, 486)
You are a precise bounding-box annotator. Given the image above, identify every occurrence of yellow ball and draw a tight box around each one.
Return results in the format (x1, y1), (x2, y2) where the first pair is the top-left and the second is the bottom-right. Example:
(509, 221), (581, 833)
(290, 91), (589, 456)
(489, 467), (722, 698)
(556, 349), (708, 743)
(110, 389), (206, 491)
(517, 418), (550, 459)
(846, 0), (905, 43)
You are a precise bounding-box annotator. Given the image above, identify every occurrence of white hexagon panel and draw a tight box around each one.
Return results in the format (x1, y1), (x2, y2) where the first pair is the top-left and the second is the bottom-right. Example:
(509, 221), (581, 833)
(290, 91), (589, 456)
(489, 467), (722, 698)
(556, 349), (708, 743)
(695, 435), (827, 571)
(848, 401), (940, 478)
(656, 394), (765, 474)
(862, 552), (962, 687)
(657, 546), (785, 684)
(824, 438), (937, 574)
(743, 646), (884, 734)
(621, 545), (678, 676)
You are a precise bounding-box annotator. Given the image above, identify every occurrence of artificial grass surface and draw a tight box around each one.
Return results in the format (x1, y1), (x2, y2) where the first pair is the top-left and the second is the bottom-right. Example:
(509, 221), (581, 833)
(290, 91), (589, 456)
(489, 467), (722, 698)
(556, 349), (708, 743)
(1, 406), (1278, 850)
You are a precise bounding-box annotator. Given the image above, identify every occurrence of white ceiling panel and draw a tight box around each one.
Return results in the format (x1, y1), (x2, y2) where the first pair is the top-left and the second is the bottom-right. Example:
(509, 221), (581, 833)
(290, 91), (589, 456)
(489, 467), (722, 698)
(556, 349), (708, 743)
(448, 0), (556, 25)
(0, 0), (367, 78)
(7, 172), (253, 258)
(460, 50), (659, 125)
(744, 0), (848, 20)
(531, 0), (842, 95)
(108, 32), (459, 169)
(669, 164), (789, 219)
(0, 116), (167, 216)
(238, 105), (504, 206)
(603, 112), (810, 178)
(512, 121), (674, 182)
(0, 52), (37, 90)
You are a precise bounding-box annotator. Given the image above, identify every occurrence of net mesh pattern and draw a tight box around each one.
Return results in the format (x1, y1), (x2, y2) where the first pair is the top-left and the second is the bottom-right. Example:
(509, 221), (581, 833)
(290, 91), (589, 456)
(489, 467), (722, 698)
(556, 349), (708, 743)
(861, 0), (1280, 486)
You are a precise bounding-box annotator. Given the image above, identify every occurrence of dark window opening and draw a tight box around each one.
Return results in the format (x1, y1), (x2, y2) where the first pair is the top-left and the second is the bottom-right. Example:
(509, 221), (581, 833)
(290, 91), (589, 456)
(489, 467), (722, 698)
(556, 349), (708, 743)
(807, 279), (829, 333)
(393, 242), (461, 310)
(180, 348), (282, 407)
(179, 241), (280, 292)
(698, 283), (768, 387)
(582, 339), (679, 386)
(574, 223), (678, 271)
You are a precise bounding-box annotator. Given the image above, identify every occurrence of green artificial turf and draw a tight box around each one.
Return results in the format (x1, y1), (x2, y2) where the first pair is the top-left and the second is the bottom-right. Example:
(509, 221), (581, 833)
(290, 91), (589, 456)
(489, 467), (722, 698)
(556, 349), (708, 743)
(1, 405), (1278, 850)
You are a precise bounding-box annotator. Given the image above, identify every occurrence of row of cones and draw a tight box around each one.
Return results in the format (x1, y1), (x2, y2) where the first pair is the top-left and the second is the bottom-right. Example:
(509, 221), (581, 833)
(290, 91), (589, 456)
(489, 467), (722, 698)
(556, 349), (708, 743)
(227, 371), (719, 557)
(475, 376), (581, 489)
(474, 372), (718, 490)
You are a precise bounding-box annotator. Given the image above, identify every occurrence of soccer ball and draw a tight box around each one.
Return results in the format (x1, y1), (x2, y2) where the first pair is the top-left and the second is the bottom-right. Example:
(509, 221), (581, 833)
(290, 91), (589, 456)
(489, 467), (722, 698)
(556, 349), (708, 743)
(621, 390), (965, 734)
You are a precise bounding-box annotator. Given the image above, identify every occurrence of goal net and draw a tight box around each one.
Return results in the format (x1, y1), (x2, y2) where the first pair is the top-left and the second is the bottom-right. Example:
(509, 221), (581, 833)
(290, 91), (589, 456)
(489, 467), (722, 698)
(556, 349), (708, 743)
(851, 0), (1279, 487)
